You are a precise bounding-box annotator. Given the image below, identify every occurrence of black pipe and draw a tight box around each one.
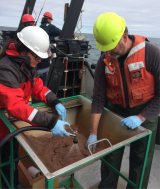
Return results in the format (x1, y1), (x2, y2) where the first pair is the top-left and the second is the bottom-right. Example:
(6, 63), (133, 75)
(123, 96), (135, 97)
(0, 126), (50, 149)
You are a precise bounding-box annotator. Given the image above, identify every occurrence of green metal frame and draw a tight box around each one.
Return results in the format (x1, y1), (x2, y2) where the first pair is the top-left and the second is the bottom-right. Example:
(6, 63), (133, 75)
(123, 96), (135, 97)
(59, 173), (83, 189)
(0, 95), (152, 189)
(101, 132), (152, 189)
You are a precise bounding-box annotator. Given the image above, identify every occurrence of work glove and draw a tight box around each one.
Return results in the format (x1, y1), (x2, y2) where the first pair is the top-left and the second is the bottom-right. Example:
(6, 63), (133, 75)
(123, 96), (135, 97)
(51, 120), (70, 137)
(121, 116), (142, 129)
(87, 133), (97, 150)
(55, 103), (66, 121)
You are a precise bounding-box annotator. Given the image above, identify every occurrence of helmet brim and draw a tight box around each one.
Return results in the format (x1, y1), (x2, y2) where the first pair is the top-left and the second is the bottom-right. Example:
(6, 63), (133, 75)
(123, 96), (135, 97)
(35, 51), (48, 59)
(96, 40), (119, 51)
(43, 16), (53, 20)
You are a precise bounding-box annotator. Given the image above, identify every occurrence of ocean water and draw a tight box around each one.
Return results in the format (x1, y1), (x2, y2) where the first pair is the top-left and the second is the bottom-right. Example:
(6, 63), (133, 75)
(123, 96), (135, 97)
(0, 26), (160, 65)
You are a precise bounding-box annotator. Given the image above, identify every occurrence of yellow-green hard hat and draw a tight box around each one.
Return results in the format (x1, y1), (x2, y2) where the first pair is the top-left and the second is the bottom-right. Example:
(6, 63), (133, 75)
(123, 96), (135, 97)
(93, 12), (126, 51)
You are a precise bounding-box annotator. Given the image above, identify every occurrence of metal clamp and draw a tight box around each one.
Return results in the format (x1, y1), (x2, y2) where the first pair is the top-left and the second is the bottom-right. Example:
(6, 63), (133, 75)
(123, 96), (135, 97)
(65, 125), (77, 136)
(65, 125), (78, 143)
(88, 138), (112, 155)
(68, 132), (77, 137)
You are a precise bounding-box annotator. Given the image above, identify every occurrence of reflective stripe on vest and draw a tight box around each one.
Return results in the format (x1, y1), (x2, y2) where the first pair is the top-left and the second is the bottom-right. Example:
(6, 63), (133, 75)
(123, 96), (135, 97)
(104, 35), (155, 108)
(127, 42), (145, 58)
(105, 67), (115, 74)
(128, 61), (144, 71)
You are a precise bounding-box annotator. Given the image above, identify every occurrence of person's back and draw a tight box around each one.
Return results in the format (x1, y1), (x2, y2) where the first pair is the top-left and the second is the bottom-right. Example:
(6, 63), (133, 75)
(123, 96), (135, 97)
(36, 12), (61, 87)
(40, 12), (61, 41)
(40, 20), (61, 41)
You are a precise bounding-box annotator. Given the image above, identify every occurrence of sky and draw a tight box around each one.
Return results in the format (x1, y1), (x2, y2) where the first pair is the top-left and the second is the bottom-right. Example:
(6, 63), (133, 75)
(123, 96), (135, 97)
(0, 0), (160, 38)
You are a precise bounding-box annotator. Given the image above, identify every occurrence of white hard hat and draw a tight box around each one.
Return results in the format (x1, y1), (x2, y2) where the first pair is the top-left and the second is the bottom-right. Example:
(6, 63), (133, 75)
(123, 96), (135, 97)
(17, 26), (49, 58)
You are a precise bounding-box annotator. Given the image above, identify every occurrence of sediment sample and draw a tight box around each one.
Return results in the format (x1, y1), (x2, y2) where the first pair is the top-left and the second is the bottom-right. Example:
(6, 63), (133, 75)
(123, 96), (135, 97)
(26, 126), (104, 172)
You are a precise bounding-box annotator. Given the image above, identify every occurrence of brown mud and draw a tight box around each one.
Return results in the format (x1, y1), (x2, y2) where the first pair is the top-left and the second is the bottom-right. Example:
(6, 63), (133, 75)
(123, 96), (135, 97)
(26, 125), (104, 172)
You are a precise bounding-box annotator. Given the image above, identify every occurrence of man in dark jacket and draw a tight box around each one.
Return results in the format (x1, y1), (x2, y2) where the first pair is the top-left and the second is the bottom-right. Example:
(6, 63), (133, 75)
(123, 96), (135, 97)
(40, 12), (61, 41)
(36, 12), (62, 87)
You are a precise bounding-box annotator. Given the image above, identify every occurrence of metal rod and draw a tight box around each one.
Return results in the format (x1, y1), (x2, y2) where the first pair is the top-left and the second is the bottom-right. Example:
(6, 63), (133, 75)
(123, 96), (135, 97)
(66, 125), (77, 135)
(0, 155), (29, 168)
(45, 176), (54, 188)
(68, 132), (77, 137)
(10, 137), (14, 188)
(101, 158), (138, 188)
(138, 133), (152, 189)
(0, 169), (10, 188)
(88, 138), (112, 155)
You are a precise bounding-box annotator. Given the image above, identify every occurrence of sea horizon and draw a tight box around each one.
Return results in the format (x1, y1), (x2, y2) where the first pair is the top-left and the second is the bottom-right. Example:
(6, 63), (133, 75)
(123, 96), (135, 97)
(0, 25), (160, 66)
(0, 26), (160, 39)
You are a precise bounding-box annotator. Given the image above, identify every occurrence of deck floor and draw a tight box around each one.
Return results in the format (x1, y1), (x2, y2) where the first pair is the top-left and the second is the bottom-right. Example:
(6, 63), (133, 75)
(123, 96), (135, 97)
(17, 145), (159, 189)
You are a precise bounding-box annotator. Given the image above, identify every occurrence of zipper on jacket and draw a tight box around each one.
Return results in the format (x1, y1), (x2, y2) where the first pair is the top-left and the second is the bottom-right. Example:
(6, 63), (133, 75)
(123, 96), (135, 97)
(118, 35), (134, 107)
(120, 66), (129, 107)
(117, 54), (130, 107)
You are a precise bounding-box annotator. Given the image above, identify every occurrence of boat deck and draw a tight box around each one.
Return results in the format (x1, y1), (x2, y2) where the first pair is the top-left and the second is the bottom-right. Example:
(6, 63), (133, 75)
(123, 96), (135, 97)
(16, 145), (159, 189)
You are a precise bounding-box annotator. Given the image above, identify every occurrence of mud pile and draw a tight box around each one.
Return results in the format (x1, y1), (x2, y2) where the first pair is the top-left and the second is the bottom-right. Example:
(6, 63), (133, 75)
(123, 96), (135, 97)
(27, 125), (104, 172)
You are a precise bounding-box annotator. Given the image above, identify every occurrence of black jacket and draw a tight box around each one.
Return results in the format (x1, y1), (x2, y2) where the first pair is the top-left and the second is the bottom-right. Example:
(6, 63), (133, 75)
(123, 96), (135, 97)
(40, 21), (61, 41)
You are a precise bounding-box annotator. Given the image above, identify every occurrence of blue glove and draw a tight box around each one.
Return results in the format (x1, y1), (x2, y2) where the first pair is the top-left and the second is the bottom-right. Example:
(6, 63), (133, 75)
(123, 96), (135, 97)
(87, 133), (97, 149)
(55, 103), (66, 121)
(121, 116), (142, 129)
(51, 120), (70, 137)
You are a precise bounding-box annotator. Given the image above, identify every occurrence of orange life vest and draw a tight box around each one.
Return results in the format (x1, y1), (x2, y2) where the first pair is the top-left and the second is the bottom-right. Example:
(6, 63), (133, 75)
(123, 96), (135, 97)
(104, 35), (155, 108)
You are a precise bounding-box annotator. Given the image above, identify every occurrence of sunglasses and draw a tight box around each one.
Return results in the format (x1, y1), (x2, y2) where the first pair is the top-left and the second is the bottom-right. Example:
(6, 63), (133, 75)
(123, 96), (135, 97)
(30, 52), (42, 61)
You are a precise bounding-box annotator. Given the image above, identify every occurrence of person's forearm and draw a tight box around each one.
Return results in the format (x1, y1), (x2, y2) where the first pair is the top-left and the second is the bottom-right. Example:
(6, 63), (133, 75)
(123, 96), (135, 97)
(137, 113), (146, 122)
(90, 113), (102, 135)
(140, 96), (160, 122)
